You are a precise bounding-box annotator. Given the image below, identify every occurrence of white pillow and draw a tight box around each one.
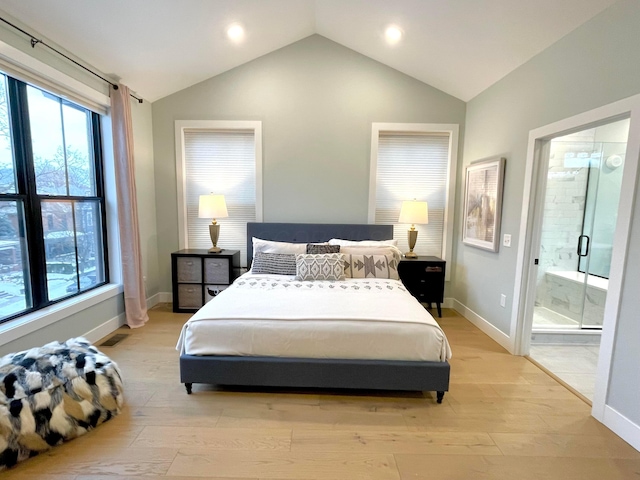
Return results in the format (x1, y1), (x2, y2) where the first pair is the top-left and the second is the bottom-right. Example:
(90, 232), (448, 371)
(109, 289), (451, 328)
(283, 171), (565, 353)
(328, 238), (398, 247)
(252, 237), (307, 257)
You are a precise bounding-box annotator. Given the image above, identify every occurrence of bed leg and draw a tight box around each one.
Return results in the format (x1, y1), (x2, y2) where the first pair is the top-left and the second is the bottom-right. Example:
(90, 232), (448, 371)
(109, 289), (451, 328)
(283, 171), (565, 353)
(436, 391), (445, 404)
(185, 383), (193, 395)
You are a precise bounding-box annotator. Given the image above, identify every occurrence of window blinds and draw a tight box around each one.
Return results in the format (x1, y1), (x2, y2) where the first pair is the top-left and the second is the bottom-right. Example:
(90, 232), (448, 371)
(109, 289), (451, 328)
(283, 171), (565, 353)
(183, 129), (256, 266)
(375, 132), (450, 257)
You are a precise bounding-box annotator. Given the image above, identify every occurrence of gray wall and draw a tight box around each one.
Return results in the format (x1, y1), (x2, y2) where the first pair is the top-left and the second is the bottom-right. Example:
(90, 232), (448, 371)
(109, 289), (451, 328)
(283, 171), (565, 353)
(131, 100), (159, 300)
(456, 0), (640, 425)
(152, 34), (466, 292)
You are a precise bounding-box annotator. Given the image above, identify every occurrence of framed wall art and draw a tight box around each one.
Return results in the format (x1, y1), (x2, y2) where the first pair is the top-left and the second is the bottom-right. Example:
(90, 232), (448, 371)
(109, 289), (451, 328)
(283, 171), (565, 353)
(462, 156), (506, 252)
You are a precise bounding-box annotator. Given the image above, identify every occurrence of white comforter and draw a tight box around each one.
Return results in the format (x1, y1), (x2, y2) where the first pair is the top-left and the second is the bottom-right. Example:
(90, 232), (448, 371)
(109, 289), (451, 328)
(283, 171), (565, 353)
(176, 273), (452, 362)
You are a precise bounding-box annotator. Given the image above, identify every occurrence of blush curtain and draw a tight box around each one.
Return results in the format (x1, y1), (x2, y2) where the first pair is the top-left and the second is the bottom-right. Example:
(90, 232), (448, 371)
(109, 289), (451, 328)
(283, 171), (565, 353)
(110, 84), (148, 328)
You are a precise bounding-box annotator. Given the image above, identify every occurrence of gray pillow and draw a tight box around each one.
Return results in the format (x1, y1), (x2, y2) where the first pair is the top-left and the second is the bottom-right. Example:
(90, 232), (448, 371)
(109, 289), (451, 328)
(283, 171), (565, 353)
(251, 252), (296, 275)
(306, 244), (340, 254)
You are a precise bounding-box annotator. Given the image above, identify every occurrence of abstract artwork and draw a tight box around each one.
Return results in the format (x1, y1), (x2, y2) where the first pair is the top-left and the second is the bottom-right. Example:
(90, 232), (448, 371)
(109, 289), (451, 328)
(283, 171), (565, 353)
(462, 157), (506, 252)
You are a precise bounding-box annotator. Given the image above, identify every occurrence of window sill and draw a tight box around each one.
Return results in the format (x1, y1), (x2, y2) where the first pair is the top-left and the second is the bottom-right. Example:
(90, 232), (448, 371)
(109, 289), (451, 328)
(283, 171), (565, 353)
(0, 283), (123, 348)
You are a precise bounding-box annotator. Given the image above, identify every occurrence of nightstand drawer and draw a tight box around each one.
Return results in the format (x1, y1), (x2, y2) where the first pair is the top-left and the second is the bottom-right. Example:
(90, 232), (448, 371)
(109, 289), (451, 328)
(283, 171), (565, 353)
(177, 257), (202, 283)
(204, 258), (230, 283)
(425, 266), (443, 273)
(177, 284), (203, 309)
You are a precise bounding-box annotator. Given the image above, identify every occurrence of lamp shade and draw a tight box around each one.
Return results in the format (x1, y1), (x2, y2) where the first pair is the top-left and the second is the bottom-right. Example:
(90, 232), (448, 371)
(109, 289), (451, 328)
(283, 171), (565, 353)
(399, 200), (429, 225)
(198, 194), (228, 219)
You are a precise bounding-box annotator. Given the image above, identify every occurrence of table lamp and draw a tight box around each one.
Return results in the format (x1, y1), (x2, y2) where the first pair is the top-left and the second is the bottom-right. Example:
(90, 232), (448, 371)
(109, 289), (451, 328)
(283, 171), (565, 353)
(198, 194), (228, 253)
(398, 200), (429, 258)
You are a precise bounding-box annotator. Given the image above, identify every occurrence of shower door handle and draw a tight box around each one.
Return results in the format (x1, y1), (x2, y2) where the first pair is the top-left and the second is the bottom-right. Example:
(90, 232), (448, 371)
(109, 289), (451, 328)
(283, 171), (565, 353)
(577, 235), (590, 257)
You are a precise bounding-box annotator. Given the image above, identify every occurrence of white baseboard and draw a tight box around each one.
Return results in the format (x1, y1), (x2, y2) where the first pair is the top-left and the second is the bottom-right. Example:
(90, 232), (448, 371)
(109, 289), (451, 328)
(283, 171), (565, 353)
(158, 292), (172, 303)
(82, 312), (126, 344)
(452, 299), (514, 353)
(443, 297), (454, 308)
(602, 405), (640, 452)
(146, 292), (173, 307)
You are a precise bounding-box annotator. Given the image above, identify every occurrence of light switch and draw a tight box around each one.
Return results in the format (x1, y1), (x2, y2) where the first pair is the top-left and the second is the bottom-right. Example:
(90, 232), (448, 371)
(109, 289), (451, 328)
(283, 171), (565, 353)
(503, 234), (512, 247)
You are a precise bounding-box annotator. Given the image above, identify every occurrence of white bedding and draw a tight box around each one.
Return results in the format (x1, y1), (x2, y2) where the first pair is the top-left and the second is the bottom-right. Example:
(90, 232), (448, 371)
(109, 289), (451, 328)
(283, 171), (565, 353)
(176, 273), (452, 362)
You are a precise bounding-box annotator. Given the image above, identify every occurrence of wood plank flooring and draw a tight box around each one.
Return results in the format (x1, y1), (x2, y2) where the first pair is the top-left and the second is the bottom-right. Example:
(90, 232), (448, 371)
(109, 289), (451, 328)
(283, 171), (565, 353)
(4, 305), (639, 479)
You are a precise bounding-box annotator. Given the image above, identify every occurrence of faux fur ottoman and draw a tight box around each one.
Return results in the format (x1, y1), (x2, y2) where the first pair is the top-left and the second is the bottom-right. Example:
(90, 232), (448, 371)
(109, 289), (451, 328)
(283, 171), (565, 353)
(0, 337), (123, 470)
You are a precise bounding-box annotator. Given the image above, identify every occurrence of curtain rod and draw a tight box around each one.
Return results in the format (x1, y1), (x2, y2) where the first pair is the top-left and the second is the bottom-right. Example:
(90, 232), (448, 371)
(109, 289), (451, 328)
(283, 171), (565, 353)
(0, 16), (143, 103)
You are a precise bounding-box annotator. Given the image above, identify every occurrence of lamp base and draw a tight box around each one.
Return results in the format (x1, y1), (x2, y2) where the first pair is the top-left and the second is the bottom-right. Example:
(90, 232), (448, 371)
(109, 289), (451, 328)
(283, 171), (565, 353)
(208, 224), (222, 254)
(405, 228), (418, 259)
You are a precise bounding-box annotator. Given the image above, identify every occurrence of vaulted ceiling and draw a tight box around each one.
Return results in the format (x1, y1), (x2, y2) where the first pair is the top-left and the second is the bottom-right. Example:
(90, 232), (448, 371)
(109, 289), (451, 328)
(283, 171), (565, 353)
(0, 0), (618, 102)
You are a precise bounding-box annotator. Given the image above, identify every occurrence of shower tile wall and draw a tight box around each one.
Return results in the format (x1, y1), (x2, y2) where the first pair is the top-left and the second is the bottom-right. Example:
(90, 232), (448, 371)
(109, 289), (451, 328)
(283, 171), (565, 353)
(535, 141), (589, 320)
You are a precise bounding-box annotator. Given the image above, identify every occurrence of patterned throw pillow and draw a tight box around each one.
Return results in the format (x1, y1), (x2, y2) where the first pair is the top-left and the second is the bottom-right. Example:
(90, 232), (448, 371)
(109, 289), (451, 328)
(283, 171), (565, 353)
(343, 253), (399, 280)
(306, 244), (340, 254)
(295, 253), (345, 281)
(251, 252), (297, 275)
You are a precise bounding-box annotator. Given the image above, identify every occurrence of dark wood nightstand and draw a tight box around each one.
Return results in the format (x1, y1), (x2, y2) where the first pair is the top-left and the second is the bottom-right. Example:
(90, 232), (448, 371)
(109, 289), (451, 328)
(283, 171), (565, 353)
(398, 256), (446, 317)
(171, 249), (241, 313)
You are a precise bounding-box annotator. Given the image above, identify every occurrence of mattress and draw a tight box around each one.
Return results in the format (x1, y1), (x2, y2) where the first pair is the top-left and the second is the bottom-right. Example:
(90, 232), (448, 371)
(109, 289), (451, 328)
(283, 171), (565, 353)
(176, 273), (452, 362)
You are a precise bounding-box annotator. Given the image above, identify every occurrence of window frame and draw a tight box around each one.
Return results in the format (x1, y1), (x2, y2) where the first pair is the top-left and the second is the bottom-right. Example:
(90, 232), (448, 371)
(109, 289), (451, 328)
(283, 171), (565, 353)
(0, 75), (110, 324)
(368, 123), (458, 281)
(174, 120), (263, 253)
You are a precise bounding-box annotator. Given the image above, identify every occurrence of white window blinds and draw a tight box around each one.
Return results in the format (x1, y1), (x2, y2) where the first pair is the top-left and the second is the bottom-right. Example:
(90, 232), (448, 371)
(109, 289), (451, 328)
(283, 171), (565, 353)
(374, 132), (450, 257)
(183, 129), (257, 266)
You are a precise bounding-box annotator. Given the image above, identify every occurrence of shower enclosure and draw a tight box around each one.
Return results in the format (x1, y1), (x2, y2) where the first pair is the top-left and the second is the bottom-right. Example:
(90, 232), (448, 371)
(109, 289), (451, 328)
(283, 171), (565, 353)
(532, 119), (629, 330)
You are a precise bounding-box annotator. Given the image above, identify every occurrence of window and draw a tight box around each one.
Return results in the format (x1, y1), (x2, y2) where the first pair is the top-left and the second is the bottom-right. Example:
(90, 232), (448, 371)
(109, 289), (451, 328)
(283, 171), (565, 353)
(369, 123), (458, 277)
(0, 72), (108, 323)
(176, 121), (263, 267)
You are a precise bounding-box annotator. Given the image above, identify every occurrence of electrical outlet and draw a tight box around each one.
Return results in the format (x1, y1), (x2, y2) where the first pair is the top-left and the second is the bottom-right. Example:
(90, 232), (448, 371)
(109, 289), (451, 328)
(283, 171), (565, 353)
(500, 294), (506, 307)
(503, 234), (512, 247)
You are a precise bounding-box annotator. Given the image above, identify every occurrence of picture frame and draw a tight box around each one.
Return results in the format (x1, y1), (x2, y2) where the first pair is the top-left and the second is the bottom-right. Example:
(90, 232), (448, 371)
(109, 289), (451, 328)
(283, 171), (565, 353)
(462, 156), (506, 252)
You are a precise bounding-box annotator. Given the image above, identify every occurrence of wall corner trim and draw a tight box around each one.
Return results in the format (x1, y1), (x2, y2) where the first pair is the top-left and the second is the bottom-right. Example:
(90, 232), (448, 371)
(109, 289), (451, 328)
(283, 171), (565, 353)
(453, 299), (515, 353)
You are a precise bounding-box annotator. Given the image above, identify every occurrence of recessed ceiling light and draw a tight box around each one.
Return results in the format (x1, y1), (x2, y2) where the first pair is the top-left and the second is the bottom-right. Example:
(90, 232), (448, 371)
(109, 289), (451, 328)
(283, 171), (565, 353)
(385, 25), (403, 44)
(227, 24), (245, 42)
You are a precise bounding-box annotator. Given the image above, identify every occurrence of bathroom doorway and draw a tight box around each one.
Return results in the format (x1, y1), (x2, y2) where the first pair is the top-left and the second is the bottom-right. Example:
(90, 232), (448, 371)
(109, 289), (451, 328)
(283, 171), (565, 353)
(525, 118), (629, 401)
(532, 119), (629, 332)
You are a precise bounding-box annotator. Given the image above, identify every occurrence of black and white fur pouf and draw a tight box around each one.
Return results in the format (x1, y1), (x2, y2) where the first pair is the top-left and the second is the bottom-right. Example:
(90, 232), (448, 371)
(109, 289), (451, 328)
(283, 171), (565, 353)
(0, 337), (124, 471)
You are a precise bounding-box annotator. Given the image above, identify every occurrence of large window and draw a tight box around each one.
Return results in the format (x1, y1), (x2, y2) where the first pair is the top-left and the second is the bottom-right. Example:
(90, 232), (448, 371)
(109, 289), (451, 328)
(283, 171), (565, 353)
(176, 121), (263, 267)
(369, 123), (458, 276)
(0, 72), (107, 323)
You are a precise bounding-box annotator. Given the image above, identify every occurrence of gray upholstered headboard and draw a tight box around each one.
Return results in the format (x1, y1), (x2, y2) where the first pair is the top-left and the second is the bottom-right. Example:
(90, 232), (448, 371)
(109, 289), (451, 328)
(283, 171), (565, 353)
(246, 222), (393, 265)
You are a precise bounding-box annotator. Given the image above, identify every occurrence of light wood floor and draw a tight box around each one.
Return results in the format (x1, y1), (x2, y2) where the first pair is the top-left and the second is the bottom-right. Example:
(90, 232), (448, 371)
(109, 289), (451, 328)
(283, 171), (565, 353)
(4, 305), (640, 479)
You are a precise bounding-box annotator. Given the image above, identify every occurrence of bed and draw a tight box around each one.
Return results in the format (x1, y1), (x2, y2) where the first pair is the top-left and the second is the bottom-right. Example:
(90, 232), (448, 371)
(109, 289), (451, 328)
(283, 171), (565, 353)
(177, 223), (451, 402)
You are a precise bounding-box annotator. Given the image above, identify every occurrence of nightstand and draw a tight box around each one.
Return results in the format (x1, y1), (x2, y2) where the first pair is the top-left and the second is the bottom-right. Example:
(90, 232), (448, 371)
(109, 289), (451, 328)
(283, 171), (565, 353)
(171, 249), (241, 313)
(398, 256), (446, 317)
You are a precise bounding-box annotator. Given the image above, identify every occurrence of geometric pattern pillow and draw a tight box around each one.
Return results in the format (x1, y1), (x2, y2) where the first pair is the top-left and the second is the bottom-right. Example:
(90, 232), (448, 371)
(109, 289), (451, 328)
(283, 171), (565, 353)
(343, 253), (399, 280)
(295, 253), (345, 281)
(251, 252), (297, 275)
(306, 244), (340, 254)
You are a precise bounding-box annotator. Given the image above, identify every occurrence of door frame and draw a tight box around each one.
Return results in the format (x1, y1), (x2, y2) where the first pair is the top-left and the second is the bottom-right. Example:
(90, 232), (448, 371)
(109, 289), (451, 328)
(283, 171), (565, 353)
(511, 93), (640, 423)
